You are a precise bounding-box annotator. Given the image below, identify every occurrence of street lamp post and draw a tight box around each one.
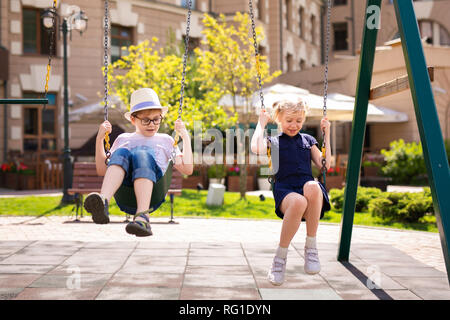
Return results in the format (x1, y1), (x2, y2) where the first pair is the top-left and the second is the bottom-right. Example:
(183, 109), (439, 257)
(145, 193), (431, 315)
(42, 6), (88, 204)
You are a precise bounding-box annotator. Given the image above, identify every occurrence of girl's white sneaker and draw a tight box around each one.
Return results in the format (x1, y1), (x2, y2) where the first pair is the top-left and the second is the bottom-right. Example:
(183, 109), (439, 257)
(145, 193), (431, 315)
(304, 248), (321, 274)
(268, 256), (287, 286)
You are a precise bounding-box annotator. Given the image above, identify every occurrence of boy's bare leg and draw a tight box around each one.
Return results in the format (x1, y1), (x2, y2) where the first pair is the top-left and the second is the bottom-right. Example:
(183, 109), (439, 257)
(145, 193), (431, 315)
(134, 178), (154, 220)
(100, 165), (126, 201)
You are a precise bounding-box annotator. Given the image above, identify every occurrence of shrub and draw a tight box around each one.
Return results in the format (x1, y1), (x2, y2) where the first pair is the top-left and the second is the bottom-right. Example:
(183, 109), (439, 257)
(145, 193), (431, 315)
(380, 139), (427, 185)
(369, 197), (398, 220)
(207, 164), (226, 179)
(329, 187), (382, 212)
(369, 190), (434, 223)
(329, 188), (345, 210)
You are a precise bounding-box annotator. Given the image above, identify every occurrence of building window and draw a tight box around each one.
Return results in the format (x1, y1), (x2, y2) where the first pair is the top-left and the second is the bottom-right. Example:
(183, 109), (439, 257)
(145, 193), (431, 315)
(299, 7), (305, 38)
(311, 15), (316, 45)
(22, 7), (56, 55)
(111, 25), (133, 63)
(182, 36), (200, 57)
(181, 0), (196, 9)
(333, 22), (348, 51)
(417, 20), (450, 46)
(333, 0), (347, 5)
(439, 25), (450, 46)
(286, 53), (294, 72)
(257, 0), (265, 21)
(299, 59), (306, 70)
(285, 0), (292, 31)
(23, 93), (57, 152)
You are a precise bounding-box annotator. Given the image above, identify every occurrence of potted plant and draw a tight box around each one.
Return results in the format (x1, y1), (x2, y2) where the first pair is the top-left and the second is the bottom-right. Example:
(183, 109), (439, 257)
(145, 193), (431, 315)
(2, 162), (20, 190)
(207, 164), (226, 185)
(257, 166), (272, 190)
(362, 160), (381, 177)
(17, 163), (36, 190)
(226, 165), (254, 192)
(325, 166), (345, 191)
(182, 167), (204, 189)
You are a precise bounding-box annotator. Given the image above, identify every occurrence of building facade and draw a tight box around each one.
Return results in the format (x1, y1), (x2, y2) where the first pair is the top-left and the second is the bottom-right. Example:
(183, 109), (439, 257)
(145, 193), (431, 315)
(0, 0), (323, 160)
(0, 0), (448, 165)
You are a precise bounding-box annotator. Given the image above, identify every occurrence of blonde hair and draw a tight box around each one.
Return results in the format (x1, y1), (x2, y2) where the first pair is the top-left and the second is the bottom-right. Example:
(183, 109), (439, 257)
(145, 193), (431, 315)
(272, 99), (308, 123)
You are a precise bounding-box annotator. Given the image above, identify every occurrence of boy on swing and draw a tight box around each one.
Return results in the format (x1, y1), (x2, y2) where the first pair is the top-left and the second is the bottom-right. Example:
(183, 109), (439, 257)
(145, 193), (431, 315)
(84, 88), (193, 237)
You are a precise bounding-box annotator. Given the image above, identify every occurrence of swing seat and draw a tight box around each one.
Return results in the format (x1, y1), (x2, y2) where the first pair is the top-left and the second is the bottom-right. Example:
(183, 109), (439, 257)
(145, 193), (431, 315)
(113, 161), (174, 214)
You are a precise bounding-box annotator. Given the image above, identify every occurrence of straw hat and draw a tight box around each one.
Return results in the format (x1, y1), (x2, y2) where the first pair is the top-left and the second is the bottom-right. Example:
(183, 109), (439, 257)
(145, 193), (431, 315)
(124, 88), (168, 121)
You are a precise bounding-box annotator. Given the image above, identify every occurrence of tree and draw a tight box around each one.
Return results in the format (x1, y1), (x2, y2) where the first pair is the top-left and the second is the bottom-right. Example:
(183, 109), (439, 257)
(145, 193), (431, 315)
(107, 37), (237, 135)
(195, 13), (281, 199)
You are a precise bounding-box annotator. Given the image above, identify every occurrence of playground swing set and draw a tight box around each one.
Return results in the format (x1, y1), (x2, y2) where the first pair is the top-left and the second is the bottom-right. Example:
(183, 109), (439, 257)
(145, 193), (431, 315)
(1, 0), (448, 285)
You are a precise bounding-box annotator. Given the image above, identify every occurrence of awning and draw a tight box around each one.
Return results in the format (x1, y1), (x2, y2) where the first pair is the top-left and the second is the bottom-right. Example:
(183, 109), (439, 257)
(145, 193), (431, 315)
(219, 83), (409, 123)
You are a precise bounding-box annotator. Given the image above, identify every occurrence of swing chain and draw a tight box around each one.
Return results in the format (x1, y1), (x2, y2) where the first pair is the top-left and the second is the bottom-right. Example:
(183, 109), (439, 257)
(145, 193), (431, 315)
(178, 0), (192, 120)
(103, 0), (111, 164)
(172, 0), (192, 160)
(248, 0), (265, 110)
(321, 0), (332, 181)
(43, 0), (58, 111)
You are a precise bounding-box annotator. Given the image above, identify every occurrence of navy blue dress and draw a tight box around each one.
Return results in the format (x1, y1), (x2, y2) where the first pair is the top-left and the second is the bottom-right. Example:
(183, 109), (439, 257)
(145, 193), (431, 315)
(267, 132), (331, 219)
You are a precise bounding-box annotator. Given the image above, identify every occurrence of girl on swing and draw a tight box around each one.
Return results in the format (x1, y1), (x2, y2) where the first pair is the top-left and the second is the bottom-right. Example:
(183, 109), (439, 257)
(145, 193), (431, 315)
(84, 88), (193, 237)
(251, 99), (331, 285)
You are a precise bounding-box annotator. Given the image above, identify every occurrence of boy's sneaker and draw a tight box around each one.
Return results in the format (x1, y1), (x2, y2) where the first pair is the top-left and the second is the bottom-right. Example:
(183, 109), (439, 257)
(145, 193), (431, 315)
(84, 192), (110, 224)
(267, 256), (287, 286)
(304, 248), (321, 274)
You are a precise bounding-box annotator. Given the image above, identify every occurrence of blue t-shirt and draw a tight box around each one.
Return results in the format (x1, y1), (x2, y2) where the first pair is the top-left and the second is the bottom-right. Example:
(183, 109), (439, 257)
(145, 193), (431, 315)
(267, 132), (319, 185)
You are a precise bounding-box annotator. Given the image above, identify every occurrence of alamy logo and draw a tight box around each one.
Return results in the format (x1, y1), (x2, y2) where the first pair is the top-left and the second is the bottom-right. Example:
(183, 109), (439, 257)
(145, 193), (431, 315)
(66, 265), (81, 290)
(366, 5), (381, 30)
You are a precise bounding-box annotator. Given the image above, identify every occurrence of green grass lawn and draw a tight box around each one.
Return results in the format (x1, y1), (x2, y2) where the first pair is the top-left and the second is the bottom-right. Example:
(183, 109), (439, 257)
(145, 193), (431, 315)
(0, 189), (438, 232)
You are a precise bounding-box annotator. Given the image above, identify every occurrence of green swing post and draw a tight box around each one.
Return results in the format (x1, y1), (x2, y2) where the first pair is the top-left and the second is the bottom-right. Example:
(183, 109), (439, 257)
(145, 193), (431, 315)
(393, 0), (450, 283)
(338, 0), (450, 285)
(337, 0), (381, 262)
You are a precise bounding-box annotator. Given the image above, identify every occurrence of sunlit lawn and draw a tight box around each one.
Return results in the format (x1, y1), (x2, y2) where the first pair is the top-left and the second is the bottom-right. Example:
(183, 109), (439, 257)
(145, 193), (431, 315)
(0, 189), (438, 232)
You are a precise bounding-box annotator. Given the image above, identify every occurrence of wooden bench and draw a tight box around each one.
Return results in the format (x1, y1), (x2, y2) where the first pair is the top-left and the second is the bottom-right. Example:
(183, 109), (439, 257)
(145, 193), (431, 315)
(68, 162), (183, 222)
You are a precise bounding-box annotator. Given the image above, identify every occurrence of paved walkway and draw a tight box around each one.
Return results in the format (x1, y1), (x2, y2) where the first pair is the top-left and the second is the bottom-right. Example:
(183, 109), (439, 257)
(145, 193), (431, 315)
(0, 215), (448, 300)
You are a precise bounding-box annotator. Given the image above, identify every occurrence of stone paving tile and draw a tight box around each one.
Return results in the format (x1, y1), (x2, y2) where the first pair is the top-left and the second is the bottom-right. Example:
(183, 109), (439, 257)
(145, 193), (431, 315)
(14, 287), (102, 300)
(189, 248), (244, 257)
(132, 248), (188, 256)
(29, 273), (111, 288)
(0, 247), (23, 255)
(118, 265), (186, 275)
(391, 277), (450, 300)
(83, 241), (138, 249)
(0, 288), (24, 300)
(332, 288), (379, 300)
(255, 273), (330, 290)
(123, 255), (187, 267)
(107, 273), (184, 288)
(259, 288), (342, 300)
(183, 273), (256, 288)
(16, 246), (80, 256)
(188, 256), (248, 266)
(190, 242), (242, 249)
(0, 241), (33, 248)
(0, 264), (55, 274)
(136, 241), (190, 249)
(0, 274), (42, 287)
(185, 265), (252, 276)
(0, 254), (68, 265)
(180, 287), (261, 300)
(95, 287), (179, 300)
(378, 266), (445, 278)
(384, 289), (422, 300)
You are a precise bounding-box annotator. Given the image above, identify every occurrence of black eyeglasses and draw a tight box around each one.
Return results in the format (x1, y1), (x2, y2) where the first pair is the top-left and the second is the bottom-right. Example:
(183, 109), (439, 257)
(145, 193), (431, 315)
(133, 115), (163, 126)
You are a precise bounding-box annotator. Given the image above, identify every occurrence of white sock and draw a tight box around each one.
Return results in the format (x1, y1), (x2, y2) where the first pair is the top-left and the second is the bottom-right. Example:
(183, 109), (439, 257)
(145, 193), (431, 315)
(305, 236), (317, 249)
(276, 246), (289, 259)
